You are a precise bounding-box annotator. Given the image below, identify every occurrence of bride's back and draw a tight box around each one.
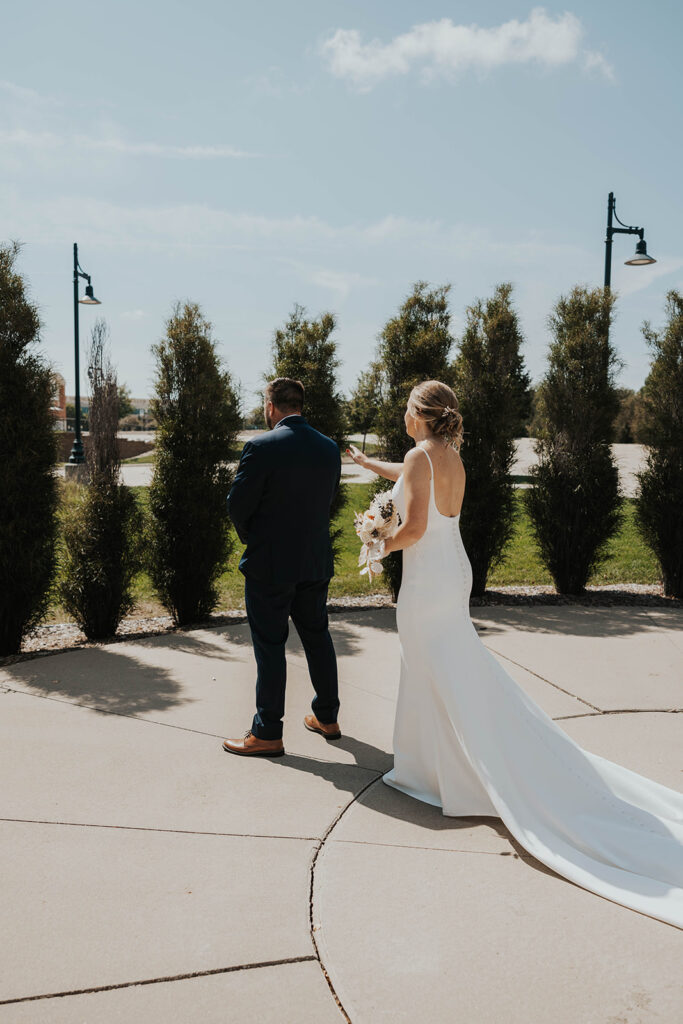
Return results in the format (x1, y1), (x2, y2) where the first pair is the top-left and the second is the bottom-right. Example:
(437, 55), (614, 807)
(417, 442), (466, 518)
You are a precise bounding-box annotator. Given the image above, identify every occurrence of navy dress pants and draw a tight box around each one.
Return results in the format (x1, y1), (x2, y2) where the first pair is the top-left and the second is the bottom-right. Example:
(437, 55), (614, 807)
(245, 577), (340, 740)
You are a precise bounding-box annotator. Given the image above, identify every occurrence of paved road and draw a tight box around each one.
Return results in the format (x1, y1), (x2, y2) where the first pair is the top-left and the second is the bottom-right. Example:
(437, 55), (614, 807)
(1, 606), (681, 1020)
(108, 439), (648, 493)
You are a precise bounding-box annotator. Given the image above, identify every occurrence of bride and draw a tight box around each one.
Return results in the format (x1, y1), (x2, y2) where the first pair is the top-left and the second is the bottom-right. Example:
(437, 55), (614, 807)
(347, 379), (683, 930)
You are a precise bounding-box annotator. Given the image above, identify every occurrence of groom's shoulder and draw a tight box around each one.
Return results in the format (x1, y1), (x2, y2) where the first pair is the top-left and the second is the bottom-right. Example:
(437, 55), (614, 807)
(304, 423), (341, 460)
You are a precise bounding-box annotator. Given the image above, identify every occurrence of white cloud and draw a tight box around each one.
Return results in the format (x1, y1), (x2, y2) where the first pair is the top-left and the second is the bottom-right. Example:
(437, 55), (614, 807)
(1, 189), (595, 269)
(0, 79), (63, 107)
(583, 50), (615, 81)
(0, 129), (255, 159)
(308, 267), (375, 298)
(283, 260), (378, 299)
(121, 309), (146, 320)
(320, 8), (612, 90)
(243, 66), (310, 99)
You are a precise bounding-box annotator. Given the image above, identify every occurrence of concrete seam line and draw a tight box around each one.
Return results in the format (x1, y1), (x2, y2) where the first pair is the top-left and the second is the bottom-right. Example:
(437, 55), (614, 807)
(340, 679), (396, 703)
(1, 685), (234, 737)
(0, 817), (317, 841)
(555, 708), (683, 720)
(0, 956), (319, 1006)
(0, 687), (383, 772)
(483, 645), (602, 712)
(553, 712), (608, 721)
(642, 607), (683, 655)
(331, 838), (528, 858)
(308, 772), (384, 1023)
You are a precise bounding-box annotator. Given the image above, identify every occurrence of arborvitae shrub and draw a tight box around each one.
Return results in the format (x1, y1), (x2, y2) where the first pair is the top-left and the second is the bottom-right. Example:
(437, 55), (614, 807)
(148, 302), (241, 625)
(268, 304), (347, 558)
(635, 290), (683, 598)
(525, 286), (622, 594)
(58, 321), (142, 638)
(59, 482), (142, 638)
(347, 365), (381, 452)
(453, 283), (531, 596)
(0, 241), (58, 655)
(374, 282), (454, 599)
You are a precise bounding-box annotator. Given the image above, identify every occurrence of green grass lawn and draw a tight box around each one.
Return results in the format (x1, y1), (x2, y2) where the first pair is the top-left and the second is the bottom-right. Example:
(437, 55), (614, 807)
(49, 483), (660, 623)
(487, 492), (660, 587)
(122, 453), (157, 464)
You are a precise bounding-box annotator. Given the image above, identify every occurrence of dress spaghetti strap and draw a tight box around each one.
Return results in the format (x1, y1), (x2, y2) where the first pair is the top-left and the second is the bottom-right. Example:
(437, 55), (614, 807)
(415, 444), (434, 477)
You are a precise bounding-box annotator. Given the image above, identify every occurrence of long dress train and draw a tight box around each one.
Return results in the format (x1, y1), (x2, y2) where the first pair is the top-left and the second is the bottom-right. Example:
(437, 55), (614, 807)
(383, 447), (683, 929)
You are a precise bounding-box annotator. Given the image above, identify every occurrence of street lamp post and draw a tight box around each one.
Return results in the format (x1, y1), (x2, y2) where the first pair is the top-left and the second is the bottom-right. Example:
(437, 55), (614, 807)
(604, 192), (656, 290)
(69, 242), (101, 464)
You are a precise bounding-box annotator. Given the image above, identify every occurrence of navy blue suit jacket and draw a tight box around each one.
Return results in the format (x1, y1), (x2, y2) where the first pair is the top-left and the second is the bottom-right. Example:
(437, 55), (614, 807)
(227, 416), (341, 584)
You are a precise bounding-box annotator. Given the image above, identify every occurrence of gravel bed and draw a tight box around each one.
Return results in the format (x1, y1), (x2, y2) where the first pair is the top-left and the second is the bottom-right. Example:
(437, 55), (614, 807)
(2, 585), (680, 666)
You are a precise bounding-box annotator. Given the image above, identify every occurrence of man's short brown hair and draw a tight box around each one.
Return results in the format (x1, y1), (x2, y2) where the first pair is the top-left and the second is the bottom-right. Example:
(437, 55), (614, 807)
(265, 377), (305, 413)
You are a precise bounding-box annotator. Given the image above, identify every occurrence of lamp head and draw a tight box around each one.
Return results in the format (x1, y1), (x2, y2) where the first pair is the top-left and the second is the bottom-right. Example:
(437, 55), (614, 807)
(624, 239), (656, 267)
(79, 283), (101, 304)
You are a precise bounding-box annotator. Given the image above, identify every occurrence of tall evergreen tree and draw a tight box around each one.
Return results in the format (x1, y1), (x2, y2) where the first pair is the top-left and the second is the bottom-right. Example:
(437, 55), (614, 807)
(149, 302), (241, 624)
(347, 364), (381, 452)
(526, 285), (622, 593)
(59, 321), (142, 638)
(0, 241), (58, 655)
(635, 290), (683, 597)
(453, 283), (532, 595)
(374, 282), (454, 598)
(268, 304), (347, 555)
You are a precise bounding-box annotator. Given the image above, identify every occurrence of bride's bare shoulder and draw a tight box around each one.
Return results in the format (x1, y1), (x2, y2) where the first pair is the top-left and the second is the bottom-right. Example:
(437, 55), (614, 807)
(403, 447), (431, 474)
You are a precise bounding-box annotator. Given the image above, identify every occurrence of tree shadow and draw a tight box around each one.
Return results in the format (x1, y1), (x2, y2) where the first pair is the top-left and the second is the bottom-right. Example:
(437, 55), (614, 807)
(133, 626), (254, 659)
(471, 604), (683, 639)
(0, 609), (401, 724)
(128, 607), (398, 662)
(1, 646), (192, 716)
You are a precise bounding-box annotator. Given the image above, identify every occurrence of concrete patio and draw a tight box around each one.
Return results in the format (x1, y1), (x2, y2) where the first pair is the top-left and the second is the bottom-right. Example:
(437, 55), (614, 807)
(1, 605), (681, 1022)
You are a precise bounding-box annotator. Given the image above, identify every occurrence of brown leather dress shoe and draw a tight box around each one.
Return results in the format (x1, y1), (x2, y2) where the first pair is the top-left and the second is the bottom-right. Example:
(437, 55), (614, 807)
(304, 714), (341, 741)
(222, 732), (285, 757)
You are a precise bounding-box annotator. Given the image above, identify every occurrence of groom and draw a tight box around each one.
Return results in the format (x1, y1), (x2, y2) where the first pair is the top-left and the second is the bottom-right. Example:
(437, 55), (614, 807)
(223, 378), (342, 757)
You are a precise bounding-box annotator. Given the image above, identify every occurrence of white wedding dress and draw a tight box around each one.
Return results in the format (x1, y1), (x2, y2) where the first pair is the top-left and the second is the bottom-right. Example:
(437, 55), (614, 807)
(383, 446), (683, 929)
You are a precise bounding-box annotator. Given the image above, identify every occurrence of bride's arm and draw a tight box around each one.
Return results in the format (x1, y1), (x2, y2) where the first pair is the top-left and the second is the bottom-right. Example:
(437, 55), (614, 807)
(382, 448), (430, 554)
(346, 445), (403, 482)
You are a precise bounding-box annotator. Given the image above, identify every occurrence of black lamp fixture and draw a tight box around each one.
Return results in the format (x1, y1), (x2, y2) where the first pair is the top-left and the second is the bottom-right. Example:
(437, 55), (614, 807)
(81, 282), (101, 304)
(604, 192), (656, 289)
(624, 238), (656, 266)
(68, 242), (102, 465)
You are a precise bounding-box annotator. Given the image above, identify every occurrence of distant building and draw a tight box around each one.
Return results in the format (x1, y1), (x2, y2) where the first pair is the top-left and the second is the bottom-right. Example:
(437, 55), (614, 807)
(131, 397), (152, 415)
(66, 396), (152, 415)
(51, 373), (67, 430)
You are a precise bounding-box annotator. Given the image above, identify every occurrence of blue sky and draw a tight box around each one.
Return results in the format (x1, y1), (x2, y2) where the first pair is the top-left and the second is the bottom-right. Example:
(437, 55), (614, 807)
(2, 1), (681, 406)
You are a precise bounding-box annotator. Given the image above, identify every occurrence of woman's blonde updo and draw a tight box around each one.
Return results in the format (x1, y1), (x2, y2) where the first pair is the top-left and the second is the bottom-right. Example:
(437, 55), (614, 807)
(407, 380), (464, 450)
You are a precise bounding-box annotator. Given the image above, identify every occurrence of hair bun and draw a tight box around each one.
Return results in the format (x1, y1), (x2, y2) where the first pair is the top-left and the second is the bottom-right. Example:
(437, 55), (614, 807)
(408, 380), (464, 450)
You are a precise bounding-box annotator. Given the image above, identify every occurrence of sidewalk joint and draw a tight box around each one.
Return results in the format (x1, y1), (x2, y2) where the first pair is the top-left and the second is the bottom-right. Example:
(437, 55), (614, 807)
(333, 837), (528, 858)
(0, 686), (382, 772)
(483, 645), (602, 712)
(555, 708), (682, 721)
(309, 771), (384, 1022)
(0, 956), (319, 1006)
(0, 817), (317, 842)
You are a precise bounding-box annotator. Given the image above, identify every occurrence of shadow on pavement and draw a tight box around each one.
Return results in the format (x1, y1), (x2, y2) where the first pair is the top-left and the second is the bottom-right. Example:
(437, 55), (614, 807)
(472, 604), (682, 639)
(1, 646), (193, 716)
(281, 747), (563, 883)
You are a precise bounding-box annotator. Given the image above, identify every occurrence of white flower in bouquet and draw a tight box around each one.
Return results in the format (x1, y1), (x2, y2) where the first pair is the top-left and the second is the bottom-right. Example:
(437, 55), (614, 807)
(354, 492), (400, 580)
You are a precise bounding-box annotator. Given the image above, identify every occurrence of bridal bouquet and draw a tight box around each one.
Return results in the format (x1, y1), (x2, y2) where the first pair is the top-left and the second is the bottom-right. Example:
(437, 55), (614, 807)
(354, 492), (400, 580)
